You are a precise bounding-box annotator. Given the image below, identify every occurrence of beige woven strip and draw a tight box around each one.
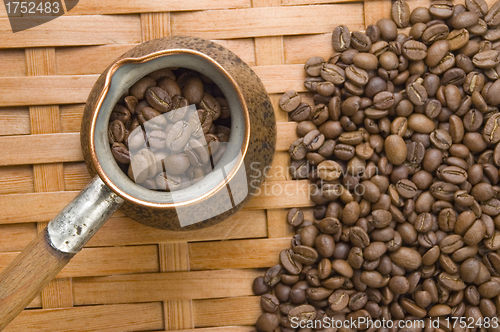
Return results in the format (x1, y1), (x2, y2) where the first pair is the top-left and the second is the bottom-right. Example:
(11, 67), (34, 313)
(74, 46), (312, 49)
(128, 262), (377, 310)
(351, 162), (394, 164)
(25, 47), (73, 309)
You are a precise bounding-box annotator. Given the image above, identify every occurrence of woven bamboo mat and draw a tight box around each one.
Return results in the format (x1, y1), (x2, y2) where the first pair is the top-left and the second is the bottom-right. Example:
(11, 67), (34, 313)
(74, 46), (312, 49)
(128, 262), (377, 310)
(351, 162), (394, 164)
(0, 0), (466, 331)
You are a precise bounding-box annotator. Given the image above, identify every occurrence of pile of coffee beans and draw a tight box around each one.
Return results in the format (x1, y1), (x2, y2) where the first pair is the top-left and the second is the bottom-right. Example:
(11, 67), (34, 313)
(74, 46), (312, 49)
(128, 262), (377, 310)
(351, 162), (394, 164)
(108, 67), (231, 191)
(254, 0), (500, 331)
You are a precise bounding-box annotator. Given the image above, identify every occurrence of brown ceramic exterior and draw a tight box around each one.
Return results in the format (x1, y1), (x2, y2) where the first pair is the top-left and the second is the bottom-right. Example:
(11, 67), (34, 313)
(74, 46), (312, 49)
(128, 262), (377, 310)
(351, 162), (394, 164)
(81, 36), (276, 231)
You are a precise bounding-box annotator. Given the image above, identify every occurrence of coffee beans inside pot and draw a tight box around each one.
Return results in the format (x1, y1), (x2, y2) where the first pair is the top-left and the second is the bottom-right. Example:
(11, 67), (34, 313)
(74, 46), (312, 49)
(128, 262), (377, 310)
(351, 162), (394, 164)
(108, 68), (231, 191)
(258, 0), (500, 330)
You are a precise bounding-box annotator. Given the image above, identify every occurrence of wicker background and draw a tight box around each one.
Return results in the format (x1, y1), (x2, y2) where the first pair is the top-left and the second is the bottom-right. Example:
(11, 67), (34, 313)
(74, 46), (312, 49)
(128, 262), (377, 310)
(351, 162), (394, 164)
(0, 0), (470, 331)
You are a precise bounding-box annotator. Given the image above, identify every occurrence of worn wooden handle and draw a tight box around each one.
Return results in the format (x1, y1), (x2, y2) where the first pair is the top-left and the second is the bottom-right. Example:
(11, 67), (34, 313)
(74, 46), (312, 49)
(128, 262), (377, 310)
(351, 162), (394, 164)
(0, 228), (74, 331)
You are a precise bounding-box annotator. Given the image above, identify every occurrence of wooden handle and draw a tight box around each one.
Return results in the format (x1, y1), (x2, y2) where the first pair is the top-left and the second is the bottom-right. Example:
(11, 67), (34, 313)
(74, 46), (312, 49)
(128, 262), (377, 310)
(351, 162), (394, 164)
(0, 228), (74, 331)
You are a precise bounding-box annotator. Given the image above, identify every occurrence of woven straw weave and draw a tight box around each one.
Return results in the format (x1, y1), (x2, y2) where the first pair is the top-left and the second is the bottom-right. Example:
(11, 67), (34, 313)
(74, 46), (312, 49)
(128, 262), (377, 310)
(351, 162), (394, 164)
(0, 0), (461, 330)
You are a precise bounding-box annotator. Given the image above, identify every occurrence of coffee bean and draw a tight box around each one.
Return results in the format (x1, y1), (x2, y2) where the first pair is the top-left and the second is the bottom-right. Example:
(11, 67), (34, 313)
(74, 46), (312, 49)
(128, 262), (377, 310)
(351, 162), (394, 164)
(317, 160), (342, 181)
(483, 113), (500, 144)
(403, 40), (427, 61)
(253, 277), (270, 295)
(351, 31), (372, 52)
(304, 56), (325, 77)
(182, 77), (204, 104)
(315, 234), (335, 258)
(164, 153), (190, 175)
(385, 135), (407, 165)
(166, 121), (192, 152)
(287, 208), (304, 227)
(447, 28), (469, 51)
(422, 23), (450, 45)
(321, 64), (346, 85)
(130, 76), (156, 100)
(279, 90), (301, 112)
(256, 313), (279, 332)
(391, 0), (410, 28)
(407, 82), (429, 106)
(377, 18), (398, 41)
(429, 1), (455, 19)
(364, 242), (387, 260)
(111, 143), (130, 164)
(438, 272), (466, 291)
(389, 247), (422, 270)
(109, 120), (126, 144)
(328, 289), (349, 311)
(345, 65), (369, 86)
(261, 294), (279, 313)
(146, 87), (172, 113)
(200, 93), (221, 121)
(395, 179), (418, 199)
(485, 0), (500, 26)
(466, 0), (488, 18)
(352, 52), (379, 71)
(452, 11), (479, 29)
(254, 7), (500, 329)
(158, 77), (181, 98)
(147, 130), (167, 151)
(473, 50), (500, 68)
(349, 226), (370, 248)
(289, 138), (307, 161)
(332, 25), (351, 52)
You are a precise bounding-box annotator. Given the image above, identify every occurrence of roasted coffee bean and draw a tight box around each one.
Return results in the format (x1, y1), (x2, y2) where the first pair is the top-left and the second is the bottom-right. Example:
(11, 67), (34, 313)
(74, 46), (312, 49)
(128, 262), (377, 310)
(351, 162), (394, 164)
(352, 52), (379, 71)
(451, 11), (479, 29)
(377, 18), (398, 41)
(385, 135), (407, 165)
(391, 0), (410, 28)
(429, 1), (455, 19)
(317, 160), (342, 181)
(145, 87), (172, 113)
(287, 208), (304, 227)
(147, 130), (167, 150)
(111, 104), (131, 124)
(130, 76), (156, 100)
(332, 25), (351, 52)
(182, 77), (204, 104)
(200, 93), (221, 120)
(279, 90), (301, 112)
(350, 226), (371, 248)
(351, 31), (372, 52)
(396, 179), (418, 198)
(485, 0), (500, 27)
(303, 130), (325, 151)
(111, 143), (130, 164)
(473, 50), (500, 68)
(403, 40), (428, 61)
(261, 294), (279, 313)
(422, 23), (450, 45)
(407, 82), (429, 106)
(289, 138), (307, 161)
(345, 65), (369, 86)
(109, 120), (126, 144)
(466, 0), (488, 18)
(321, 64), (346, 84)
(158, 77), (181, 98)
(304, 56), (325, 77)
(328, 289), (349, 311)
(256, 313), (279, 332)
(483, 113), (500, 144)
(253, 277), (270, 295)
